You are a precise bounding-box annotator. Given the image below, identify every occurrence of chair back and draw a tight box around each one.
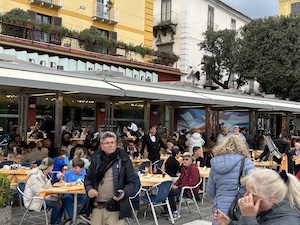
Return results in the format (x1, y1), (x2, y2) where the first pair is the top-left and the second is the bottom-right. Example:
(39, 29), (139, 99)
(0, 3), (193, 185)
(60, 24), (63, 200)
(0, 160), (14, 168)
(139, 160), (151, 171)
(130, 170), (142, 210)
(153, 159), (164, 173)
(17, 182), (26, 204)
(154, 180), (173, 203)
(21, 162), (31, 167)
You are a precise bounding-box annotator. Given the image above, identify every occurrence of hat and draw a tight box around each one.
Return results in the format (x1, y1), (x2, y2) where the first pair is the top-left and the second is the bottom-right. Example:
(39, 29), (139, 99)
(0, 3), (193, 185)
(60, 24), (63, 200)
(39, 157), (54, 170)
(182, 152), (195, 161)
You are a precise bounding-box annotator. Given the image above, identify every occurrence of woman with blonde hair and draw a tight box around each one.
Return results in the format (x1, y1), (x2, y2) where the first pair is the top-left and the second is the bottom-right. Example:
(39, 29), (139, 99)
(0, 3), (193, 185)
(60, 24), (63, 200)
(214, 168), (300, 225)
(207, 135), (255, 223)
(67, 147), (90, 170)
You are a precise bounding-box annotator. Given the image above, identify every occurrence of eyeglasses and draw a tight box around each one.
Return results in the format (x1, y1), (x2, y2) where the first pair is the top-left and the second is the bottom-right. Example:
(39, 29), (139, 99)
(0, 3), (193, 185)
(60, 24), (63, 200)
(182, 158), (190, 161)
(102, 141), (116, 145)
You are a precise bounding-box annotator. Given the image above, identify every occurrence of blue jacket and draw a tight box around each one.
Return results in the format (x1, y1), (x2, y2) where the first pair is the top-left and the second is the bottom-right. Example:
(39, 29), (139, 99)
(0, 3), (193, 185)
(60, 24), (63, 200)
(207, 153), (255, 216)
(64, 168), (86, 183)
(53, 156), (69, 171)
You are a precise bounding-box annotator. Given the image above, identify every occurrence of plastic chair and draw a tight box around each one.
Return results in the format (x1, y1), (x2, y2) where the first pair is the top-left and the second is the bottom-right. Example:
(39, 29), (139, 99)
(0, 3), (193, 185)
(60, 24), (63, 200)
(126, 171), (142, 225)
(21, 162), (31, 167)
(138, 160), (151, 173)
(17, 182), (26, 215)
(0, 160), (14, 168)
(152, 159), (164, 174)
(140, 180), (174, 225)
(177, 178), (202, 219)
(17, 184), (49, 225)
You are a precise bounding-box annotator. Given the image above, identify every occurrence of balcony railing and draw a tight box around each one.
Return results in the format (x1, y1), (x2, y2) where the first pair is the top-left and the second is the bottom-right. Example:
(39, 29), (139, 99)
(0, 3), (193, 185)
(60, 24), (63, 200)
(153, 11), (178, 26)
(92, 2), (118, 24)
(29, 0), (63, 9)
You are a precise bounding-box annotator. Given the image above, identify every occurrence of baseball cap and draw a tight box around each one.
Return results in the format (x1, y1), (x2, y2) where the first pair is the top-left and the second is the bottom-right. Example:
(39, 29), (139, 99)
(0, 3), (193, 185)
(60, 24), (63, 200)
(39, 157), (54, 170)
(182, 152), (195, 161)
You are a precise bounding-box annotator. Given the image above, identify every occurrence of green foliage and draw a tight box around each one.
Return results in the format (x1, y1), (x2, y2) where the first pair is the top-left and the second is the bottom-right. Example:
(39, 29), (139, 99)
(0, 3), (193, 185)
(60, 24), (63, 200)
(40, 23), (52, 34)
(200, 29), (245, 89)
(236, 16), (300, 100)
(0, 174), (12, 208)
(54, 26), (71, 39)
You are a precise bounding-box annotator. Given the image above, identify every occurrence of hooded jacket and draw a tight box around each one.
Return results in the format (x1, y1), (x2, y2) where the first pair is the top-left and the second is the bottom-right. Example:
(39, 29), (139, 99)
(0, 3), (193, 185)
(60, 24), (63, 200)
(186, 132), (205, 154)
(229, 200), (300, 225)
(23, 168), (57, 211)
(207, 153), (255, 215)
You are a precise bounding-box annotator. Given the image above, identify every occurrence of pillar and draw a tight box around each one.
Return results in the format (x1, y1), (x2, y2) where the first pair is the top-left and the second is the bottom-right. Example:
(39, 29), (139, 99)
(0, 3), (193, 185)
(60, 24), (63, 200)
(54, 92), (63, 148)
(205, 106), (211, 143)
(249, 109), (257, 136)
(144, 101), (150, 132)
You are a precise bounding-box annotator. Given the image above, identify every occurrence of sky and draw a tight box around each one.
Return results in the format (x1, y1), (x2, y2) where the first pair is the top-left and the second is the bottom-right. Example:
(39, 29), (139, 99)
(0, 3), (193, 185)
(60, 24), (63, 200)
(221, 0), (278, 19)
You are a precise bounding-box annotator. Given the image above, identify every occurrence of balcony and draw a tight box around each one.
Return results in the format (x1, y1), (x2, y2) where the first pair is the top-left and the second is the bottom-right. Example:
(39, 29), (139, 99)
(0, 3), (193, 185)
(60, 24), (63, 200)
(153, 11), (178, 37)
(92, 2), (118, 25)
(29, 0), (63, 9)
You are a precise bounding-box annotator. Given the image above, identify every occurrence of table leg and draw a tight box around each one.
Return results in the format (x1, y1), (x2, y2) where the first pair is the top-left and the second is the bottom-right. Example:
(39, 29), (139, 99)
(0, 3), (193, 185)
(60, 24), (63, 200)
(203, 178), (207, 198)
(71, 193), (78, 225)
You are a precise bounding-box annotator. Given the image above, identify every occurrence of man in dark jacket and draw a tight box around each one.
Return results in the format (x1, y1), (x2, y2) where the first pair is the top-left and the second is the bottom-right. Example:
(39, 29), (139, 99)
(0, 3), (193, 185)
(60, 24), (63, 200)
(84, 131), (135, 225)
(141, 125), (166, 163)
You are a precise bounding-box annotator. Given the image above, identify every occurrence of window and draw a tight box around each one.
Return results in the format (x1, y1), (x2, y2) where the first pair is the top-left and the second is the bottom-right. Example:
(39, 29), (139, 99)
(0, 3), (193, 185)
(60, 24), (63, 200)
(231, 18), (236, 30)
(207, 6), (214, 30)
(291, 2), (300, 15)
(35, 13), (52, 43)
(161, 0), (171, 23)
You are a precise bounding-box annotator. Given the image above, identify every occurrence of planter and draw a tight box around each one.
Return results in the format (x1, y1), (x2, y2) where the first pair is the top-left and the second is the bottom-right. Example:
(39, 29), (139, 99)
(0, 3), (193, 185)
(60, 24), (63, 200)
(0, 206), (12, 225)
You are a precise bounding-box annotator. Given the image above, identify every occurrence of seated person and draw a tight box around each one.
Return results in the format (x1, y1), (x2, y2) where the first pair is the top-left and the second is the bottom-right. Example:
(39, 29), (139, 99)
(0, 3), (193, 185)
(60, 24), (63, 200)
(291, 142), (300, 175)
(67, 147), (90, 170)
(165, 147), (181, 177)
(24, 157), (63, 225)
(165, 142), (174, 154)
(126, 140), (139, 158)
(57, 158), (87, 219)
(4, 140), (15, 157)
(193, 146), (204, 167)
(15, 134), (28, 153)
(52, 149), (69, 181)
(22, 141), (47, 162)
(165, 152), (200, 220)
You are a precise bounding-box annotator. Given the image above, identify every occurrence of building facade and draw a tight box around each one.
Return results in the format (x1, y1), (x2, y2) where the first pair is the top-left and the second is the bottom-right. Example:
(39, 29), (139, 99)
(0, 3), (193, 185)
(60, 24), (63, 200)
(153, 0), (251, 86)
(279, 0), (300, 15)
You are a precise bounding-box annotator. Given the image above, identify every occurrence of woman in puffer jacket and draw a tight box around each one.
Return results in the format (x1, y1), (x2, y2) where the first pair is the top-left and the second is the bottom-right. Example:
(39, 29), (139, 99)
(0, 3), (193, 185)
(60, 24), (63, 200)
(23, 157), (63, 225)
(186, 130), (205, 155)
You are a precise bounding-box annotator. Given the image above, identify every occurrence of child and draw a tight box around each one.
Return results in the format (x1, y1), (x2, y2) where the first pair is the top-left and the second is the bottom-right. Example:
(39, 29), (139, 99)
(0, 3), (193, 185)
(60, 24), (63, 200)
(52, 149), (69, 181)
(57, 158), (86, 219)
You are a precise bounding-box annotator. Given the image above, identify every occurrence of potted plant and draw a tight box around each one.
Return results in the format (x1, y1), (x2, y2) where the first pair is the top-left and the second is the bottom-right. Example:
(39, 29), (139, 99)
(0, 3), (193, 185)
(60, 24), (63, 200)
(0, 174), (13, 225)
(106, 0), (113, 9)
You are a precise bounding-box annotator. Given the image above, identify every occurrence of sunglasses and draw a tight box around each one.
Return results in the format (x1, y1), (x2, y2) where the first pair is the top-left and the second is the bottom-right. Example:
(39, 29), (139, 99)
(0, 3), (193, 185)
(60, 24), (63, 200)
(182, 158), (190, 161)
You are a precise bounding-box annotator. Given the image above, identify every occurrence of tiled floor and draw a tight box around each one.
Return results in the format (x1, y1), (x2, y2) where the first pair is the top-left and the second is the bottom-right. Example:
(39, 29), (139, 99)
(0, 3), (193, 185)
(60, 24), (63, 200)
(12, 198), (214, 225)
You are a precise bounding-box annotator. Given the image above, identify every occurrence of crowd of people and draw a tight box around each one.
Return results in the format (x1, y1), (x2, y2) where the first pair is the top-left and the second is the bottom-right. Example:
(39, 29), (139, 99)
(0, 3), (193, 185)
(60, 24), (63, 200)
(1, 117), (300, 225)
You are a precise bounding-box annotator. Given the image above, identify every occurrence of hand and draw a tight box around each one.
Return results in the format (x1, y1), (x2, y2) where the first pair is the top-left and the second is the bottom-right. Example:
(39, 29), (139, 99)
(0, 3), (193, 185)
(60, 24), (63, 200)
(113, 190), (124, 201)
(255, 158), (261, 162)
(171, 185), (178, 190)
(213, 209), (230, 225)
(238, 193), (262, 217)
(87, 189), (99, 198)
(56, 172), (63, 180)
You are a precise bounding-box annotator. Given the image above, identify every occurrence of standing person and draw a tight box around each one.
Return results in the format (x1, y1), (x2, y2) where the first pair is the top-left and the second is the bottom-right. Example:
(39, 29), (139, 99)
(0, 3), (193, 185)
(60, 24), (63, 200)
(207, 135), (255, 223)
(40, 112), (55, 144)
(141, 125), (166, 163)
(24, 157), (63, 225)
(164, 152), (200, 220)
(227, 125), (246, 143)
(84, 131), (135, 225)
(213, 168), (300, 225)
(216, 126), (229, 146)
(240, 127), (256, 149)
(185, 130), (205, 155)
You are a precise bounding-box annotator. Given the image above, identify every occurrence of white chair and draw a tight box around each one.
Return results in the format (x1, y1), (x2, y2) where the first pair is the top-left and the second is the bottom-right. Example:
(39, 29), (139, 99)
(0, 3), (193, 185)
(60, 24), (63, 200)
(177, 178), (202, 219)
(17, 186), (49, 225)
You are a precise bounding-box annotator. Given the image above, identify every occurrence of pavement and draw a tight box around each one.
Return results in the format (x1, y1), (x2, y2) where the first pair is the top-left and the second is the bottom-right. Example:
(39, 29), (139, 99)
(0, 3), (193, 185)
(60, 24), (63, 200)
(11, 197), (214, 225)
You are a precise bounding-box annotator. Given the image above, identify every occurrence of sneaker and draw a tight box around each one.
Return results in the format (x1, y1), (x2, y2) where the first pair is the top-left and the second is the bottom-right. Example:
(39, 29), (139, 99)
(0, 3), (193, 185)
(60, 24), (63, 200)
(168, 211), (180, 221)
(79, 214), (91, 224)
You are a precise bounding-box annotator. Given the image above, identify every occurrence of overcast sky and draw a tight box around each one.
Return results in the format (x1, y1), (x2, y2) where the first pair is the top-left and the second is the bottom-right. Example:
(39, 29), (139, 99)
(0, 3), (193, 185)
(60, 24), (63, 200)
(221, 0), (278, 19)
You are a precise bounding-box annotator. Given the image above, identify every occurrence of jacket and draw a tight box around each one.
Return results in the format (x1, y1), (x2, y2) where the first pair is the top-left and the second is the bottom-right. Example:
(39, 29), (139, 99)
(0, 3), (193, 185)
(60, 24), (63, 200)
(23, 168), (57, 211)
(64, 168), (86, 182)
(175, 163), (200, 196)
(229, 200), (300, 225)
(186, 133), (205, 154)
(84, 148), (135, 219)
(207, 153), (255, 215)
(141, 133), (166, 156)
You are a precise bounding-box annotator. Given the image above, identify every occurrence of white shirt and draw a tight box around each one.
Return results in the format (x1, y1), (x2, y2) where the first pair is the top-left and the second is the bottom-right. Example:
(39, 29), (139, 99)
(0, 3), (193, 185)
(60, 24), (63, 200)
(150, 134), (156, 142)
(128, 122), (138, 132)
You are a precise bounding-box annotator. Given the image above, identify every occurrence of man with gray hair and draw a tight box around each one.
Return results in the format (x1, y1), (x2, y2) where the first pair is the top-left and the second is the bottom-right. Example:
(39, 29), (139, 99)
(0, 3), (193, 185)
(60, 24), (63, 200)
(84, 131), (135, 225)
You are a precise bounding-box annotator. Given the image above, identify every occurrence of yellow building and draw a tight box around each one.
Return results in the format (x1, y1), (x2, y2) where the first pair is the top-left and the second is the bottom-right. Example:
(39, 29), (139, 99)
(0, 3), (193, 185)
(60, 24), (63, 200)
(0, 0), (153, 57)
(279, 0), (300, 15)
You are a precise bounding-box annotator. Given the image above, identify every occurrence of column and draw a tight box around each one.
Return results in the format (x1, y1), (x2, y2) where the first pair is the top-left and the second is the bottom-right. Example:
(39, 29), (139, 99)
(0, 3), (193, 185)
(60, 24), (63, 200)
(54, 92), (63, 149)
(167, 105), (174, 137)
(144, 101), (150, 132)
(249, 110), (257, 136)
(205, 106), (211, 143)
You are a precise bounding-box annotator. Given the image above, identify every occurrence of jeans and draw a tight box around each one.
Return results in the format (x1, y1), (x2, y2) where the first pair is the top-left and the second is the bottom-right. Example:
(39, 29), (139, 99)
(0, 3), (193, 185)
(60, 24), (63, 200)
(64, 194), (86, 219)
(45, 200), (64, 225)
(168, 189), (181, 212)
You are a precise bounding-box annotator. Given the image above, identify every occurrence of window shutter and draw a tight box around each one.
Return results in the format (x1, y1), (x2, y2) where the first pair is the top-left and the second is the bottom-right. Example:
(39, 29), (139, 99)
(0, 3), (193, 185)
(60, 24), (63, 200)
(109, 31), (117, 55)
(27, 10), (36, 21)
(52, 17), (62, 27)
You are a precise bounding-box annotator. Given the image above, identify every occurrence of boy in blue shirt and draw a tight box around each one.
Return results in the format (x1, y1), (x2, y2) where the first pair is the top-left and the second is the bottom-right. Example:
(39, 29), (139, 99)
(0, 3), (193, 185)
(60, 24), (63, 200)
(57, 158), (86, 219)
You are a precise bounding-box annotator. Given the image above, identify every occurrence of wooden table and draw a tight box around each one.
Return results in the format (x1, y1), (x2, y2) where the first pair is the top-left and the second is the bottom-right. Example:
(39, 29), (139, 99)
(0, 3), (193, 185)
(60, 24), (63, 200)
(253, 161), (279, 167)
(0, 168), (30, 189)
(131, 158), (150, 168)
(41, 184), (85, 225)
(139, 174), (172, 186)
(70, 138), (85, 145)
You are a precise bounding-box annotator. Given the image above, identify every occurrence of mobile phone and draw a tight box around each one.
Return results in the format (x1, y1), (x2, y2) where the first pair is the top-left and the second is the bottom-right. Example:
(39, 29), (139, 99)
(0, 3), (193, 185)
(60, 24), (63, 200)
(115, 191), (122, 198)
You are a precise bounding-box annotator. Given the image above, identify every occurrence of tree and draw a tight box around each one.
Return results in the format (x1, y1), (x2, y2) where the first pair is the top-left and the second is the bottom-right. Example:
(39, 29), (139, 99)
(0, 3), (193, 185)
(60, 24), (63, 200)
(200, 29), (245, 89)
(235, 16), (300, 100)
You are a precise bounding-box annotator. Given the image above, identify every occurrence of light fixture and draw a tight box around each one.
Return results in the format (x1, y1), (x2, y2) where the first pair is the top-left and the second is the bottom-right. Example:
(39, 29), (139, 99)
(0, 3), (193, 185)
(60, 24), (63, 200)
(29, 104), (36, 109)
(100, 108), (105, 112)
(152, 111), (158, 115)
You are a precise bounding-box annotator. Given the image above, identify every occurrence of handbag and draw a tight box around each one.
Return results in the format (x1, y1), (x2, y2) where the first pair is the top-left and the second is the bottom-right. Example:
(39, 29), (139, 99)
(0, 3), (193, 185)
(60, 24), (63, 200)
(227, 156), (246, 221)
